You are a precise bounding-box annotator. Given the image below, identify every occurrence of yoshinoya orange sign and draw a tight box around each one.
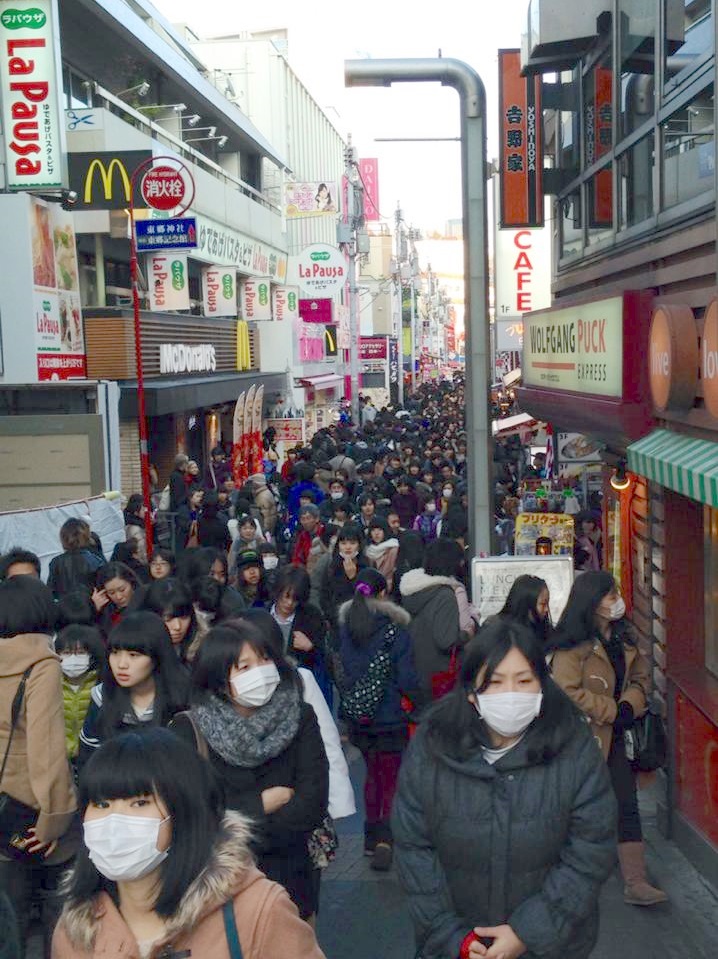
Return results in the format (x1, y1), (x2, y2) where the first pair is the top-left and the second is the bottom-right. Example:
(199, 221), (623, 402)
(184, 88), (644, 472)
(648, 304), (698, 412)
(498, 49), (543, 228)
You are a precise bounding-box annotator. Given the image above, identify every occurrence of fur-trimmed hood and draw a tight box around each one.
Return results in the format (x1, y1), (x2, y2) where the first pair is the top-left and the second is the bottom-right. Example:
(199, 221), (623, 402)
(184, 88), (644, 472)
(398, 567), (458, 598)
(337, 596), (410, 627)
(58, 812), (255, 951)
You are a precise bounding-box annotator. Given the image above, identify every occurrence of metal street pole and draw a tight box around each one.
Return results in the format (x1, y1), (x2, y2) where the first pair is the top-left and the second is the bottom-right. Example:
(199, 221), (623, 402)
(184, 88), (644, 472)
(345, 140), (360, 426)
(394, 203), (404, 406)
(345, 58), (493, 556)
(410, 274), (416, 395)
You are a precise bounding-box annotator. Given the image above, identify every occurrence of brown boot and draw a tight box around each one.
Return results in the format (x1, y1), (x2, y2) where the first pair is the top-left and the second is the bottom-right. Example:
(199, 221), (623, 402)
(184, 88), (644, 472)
(617, 841), (668, 906)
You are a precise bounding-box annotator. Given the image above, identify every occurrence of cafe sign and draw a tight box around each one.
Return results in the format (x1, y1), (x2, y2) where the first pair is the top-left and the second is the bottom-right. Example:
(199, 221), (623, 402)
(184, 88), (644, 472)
(0, 0), (64, 189)
(523, 296), (624, 397)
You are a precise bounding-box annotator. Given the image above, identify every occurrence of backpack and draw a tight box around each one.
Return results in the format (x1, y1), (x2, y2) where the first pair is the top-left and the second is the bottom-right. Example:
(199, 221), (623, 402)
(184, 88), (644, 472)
(337, 624), (397, 725)
(158, 485), (171, 511)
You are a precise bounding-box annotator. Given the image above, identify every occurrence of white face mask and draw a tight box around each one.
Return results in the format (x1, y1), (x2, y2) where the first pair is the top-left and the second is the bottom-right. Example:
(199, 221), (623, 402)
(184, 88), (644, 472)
(61, 653), (91, 679)
(83, 813), (169, 882)
(330, 491), (344, 500)
(230, 662), (280, 708)
(607, 597), (626, 621)
(442, 488), (453, 499)
(262, 555), (279, 570)
(475, 691), (543, 738)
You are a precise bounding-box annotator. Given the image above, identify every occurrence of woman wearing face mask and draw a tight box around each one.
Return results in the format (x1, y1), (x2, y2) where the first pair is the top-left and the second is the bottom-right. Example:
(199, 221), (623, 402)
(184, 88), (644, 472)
(52, 729), (326, 959)
(392, 619), (617, 959)
(78, 612), (189, 769)
(0, 577), (77, 959)
(171, 620), (329, 921)
(412, 498), (441, 543)
(319, 524), (367, 639)
(139, 579), (196, 665)
(497, 575), (552, 647)
(548, 571), (664, 907)
(365, 518), (400, 593)
(55, 624), (104, 769)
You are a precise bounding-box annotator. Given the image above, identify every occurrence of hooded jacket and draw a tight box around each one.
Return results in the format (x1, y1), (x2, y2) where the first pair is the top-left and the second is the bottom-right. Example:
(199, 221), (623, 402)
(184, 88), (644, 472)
(392, 714), (616, 959)
(337, 598), (420, 732)
(399, 569), (465, 693)
(51, 813), (326, 959)
(0, 634), (77, 858)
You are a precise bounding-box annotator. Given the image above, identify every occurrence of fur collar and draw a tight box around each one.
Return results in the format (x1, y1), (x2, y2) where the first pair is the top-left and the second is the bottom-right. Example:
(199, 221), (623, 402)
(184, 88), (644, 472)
(59, 812), (254, 951)
(398, 567), (458, 597)
(337, 596), (411, 627)
(364, 538), (399, 560)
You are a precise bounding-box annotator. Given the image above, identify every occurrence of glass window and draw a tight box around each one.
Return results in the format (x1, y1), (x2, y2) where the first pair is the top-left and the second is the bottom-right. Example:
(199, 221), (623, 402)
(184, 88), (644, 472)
(586, 163), (614, 244)
(584, 52), (614, 169)
(619, 0), (656, 139)
(665, 0), (712, 93)
(559, 191), (582, 260)
(662, 85), (714, 209)
(619, 132), (655, 228)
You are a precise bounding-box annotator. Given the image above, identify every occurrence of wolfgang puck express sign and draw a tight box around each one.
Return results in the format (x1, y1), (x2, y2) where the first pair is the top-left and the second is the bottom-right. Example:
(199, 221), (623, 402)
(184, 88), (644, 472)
(523, 296), (623, 397)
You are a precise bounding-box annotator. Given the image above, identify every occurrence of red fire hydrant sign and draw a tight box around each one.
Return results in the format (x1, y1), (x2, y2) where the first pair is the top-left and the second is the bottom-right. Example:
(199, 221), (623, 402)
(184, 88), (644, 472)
(141, 165), (187, 211)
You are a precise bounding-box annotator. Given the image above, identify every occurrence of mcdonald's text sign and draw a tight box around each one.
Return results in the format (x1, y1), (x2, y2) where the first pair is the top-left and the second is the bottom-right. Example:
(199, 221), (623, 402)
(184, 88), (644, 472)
(67, 150), (151, 210)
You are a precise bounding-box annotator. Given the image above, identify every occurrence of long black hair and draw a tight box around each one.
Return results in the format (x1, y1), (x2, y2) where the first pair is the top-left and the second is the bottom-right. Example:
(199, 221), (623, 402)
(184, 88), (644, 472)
(498, 575), (552, 645)
(345, 567), (387, 648)
(233, 609), (304, 695)
(426, 618), (581, 763)
(66, 729), (228, 918)
(139, 578), (196, 662)
(101, 612), (189, 739)
(550, 570), (618, 652)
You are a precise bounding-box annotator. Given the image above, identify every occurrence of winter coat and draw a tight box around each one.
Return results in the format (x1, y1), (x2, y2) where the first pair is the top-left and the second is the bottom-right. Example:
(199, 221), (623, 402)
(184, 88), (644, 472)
(172, 702), (328, 919)
(399, 569), (467, 694)
(47, 549), (105, 600)
(168, 468), (188, 512)
(62, 671), (98, 760)
(198, 513), (231, 551)
(364, 539), (400, 592)
(412, 512), (440, 542)
(0, 634), (77, 861)
(392, 714), (617, 959)
(51, 813), (326, 959)
(549, 620), (650, 759)
(337, 598), (421, 739)
(254, 484), (278, 534)
(319, 554), (369, 638)
(391, 489), (419, 529)
(290, 526), (324, 568)
(123, 518), (147, 565)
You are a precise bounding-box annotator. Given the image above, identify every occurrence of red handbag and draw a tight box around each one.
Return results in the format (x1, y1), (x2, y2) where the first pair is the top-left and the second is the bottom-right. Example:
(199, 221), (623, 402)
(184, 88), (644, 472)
(431, 647), (460, 700)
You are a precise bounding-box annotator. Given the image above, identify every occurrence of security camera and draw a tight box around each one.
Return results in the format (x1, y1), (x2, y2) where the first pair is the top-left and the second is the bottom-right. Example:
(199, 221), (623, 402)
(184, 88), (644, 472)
(61, 189), (79, 211)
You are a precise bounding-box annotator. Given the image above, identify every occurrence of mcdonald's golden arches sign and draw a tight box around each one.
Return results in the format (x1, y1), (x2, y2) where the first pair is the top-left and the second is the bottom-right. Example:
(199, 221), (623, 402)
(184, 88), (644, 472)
(67, 151), (152, 210)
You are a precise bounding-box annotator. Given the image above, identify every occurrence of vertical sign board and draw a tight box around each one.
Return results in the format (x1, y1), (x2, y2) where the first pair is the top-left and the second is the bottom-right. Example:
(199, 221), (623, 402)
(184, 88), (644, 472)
(0, 0), (65, 189)
(498, 49), (543, 228)
(201, 265), (237, 317)
(241, 277), (272, 321)
(388, 336), (399, 405)
(587, 66), (613, 227)
(272, 285), (299, 323)
(358, 158), (380, 221)
(147, 253), (190, 312)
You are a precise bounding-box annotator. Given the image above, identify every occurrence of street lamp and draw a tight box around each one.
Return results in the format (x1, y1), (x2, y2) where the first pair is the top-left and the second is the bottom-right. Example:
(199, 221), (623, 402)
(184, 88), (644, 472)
(345, 57), (493, 557)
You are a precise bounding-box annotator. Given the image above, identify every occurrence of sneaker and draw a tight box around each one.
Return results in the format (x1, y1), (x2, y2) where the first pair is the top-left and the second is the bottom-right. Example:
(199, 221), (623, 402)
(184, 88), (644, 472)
(370, 841), (393, 871)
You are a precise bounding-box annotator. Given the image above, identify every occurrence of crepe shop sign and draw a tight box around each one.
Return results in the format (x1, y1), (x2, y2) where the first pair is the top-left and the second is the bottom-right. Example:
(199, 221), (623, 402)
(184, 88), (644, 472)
(0, 1), (63, 189)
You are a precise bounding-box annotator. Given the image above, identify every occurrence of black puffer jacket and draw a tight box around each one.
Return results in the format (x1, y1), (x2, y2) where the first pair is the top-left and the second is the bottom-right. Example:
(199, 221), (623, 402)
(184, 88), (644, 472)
(399, 568), (465, 692)
(392, 713), (616, 959)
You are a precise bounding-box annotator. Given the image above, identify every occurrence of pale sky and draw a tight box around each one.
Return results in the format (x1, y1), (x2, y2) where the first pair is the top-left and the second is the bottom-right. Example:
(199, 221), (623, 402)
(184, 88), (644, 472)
(154, 0), (529, 233)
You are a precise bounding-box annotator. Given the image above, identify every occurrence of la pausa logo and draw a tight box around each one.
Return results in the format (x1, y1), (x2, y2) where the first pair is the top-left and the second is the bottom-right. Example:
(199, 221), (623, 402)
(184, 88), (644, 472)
(299, 251), (344, 280)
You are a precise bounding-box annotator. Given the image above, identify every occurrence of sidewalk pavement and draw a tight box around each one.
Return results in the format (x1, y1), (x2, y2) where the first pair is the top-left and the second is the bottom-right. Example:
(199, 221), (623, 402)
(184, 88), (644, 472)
(317, 746), (718, 959)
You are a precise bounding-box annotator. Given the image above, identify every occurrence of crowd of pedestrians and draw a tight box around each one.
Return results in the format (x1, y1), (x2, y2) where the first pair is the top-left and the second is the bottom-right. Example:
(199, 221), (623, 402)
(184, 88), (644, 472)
(0, 373), (666, 959)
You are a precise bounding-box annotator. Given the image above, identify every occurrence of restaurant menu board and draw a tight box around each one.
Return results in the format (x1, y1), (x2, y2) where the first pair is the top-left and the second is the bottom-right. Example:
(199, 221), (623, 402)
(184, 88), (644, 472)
(31, 197), (85, 380)
(514, 512), (575, 556)
(472, 555), (575, 625)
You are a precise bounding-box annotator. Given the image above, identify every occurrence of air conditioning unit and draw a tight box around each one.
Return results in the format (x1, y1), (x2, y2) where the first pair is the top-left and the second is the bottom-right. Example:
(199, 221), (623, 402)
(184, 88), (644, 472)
(522, 0), (610, 74)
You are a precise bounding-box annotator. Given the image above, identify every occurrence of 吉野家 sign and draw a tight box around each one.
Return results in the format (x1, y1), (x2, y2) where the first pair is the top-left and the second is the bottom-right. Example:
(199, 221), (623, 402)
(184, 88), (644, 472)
(135, 217), (197, 252)
(159, 343), (217, 375)
(0, 0), (64, 190)
(523, 296), (624, 397)
(67, 150), (152, 210)
(498, 49), (543, 228)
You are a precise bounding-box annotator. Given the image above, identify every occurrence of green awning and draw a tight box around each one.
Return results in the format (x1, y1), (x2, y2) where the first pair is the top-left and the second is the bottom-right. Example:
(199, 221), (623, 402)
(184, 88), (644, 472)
(627, 429), (718, 508)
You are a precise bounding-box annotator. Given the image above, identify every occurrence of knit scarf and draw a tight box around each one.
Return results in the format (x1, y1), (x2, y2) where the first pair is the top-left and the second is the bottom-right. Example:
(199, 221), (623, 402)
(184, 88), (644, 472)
(192, 681), (301, 768)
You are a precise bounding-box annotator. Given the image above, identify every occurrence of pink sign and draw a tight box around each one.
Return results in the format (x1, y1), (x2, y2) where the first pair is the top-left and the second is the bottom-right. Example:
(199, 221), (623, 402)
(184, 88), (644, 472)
(299, 298), (333, 324)
(360, 336), (388, 360)
(359, 158), (380, 221)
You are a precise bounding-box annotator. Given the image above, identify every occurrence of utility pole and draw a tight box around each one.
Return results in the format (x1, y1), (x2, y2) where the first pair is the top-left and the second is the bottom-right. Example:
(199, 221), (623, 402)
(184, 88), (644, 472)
(394, 202), (405, 406)
(345, 136), (361, 426)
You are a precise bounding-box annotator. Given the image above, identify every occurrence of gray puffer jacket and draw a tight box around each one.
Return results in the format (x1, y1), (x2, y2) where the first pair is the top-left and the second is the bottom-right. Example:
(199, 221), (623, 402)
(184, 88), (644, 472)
(392, 713), (616, 959)
(399, 569), (465, 693)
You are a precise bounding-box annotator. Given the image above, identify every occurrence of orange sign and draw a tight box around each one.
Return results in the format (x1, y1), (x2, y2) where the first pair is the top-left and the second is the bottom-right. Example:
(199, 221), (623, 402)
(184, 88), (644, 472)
(589, 66), (613, 228)
(648, 304), (698, 412)
(498, 49), (543, 228)
(702, 298), (718, 418)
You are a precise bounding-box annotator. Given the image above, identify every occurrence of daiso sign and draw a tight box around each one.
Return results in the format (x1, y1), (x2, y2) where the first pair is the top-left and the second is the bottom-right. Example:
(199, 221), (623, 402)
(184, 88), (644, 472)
(0, 0), (64, 189)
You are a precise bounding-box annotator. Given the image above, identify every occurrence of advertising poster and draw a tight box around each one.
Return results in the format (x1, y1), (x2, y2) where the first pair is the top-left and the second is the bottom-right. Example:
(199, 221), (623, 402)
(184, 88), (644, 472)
(288, 244), (347, 297)
(31, 197), (86, 380)
(241, 277), (272, 321)
(201, 264), (237, 317)
(147, 253), (190, 311)
(472, 555), (574, 625)
(284, 180), (339, 218)
(514, 512), (575, 556)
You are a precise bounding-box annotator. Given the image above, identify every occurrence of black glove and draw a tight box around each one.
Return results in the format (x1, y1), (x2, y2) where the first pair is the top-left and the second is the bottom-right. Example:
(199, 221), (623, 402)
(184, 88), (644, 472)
(614, 701), (635, 732)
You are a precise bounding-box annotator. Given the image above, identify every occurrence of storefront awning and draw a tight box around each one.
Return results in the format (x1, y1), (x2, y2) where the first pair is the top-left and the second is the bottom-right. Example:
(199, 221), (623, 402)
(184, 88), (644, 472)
(297, 374), (343, 389)
(118, 371), (286, 418)
(627, 429), (718, 508)
(492, 413), (538, 437)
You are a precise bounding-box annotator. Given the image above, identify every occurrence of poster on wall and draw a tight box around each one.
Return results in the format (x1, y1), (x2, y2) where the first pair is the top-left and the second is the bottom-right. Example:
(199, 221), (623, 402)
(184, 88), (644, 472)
(201, 264), (237, 317)
(284, 181), (339, 218)
(514, 512), (574, 556)
(472, 555), (574, 625)
(31, 197), (86, 380)
(147, 253), (190, 311)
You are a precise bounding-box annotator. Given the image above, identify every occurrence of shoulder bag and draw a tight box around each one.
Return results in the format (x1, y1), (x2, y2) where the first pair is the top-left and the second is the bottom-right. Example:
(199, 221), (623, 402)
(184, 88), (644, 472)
(624, 704), (667, 772)
(339, 624), (397, 725)
(431, 646), (460, 701)
(0, 667), (41, 860)
(222, 900), (244, 959)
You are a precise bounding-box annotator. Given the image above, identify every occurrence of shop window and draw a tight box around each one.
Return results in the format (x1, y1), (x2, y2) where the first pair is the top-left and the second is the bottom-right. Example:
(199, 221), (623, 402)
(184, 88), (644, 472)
(619, 0), (656, 140)
(664, 0), (712, 95)
(586, 162), (614, 244)
(559, 191), (582, 260)
(662, 84), (714, 209)
(62, 63), (92, 110)
(703, 505), (718, 679)
(619, 132), (655, 228)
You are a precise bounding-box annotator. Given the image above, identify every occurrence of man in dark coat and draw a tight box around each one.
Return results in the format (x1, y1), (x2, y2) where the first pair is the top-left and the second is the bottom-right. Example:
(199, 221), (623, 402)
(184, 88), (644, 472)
(169, 453), (190, 511)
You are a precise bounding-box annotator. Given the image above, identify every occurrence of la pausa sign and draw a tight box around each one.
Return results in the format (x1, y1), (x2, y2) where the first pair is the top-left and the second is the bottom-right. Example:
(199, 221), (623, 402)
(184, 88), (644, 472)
(523, 296), (624, 398)
(292, 243), (347, 296)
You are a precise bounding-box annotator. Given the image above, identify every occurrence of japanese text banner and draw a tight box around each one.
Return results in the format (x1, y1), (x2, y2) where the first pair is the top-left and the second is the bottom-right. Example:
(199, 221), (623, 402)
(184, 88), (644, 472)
(498, 49), (543, 228)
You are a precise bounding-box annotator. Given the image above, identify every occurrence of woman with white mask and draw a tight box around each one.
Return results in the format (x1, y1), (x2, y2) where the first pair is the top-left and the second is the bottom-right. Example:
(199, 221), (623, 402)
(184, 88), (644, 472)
(171, 619), (328, 924)
(392, 620), (616, 959)
(52, 729), (326, 959)
(549, 571), (665, 907)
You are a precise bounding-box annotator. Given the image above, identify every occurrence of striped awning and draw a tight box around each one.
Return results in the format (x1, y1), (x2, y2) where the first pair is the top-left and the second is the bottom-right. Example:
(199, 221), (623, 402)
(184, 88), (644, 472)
(627, 429), (718, 507)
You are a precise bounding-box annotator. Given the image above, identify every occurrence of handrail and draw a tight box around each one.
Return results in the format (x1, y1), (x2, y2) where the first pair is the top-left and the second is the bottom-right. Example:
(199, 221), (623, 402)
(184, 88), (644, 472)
(90, 82), (282, 214)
